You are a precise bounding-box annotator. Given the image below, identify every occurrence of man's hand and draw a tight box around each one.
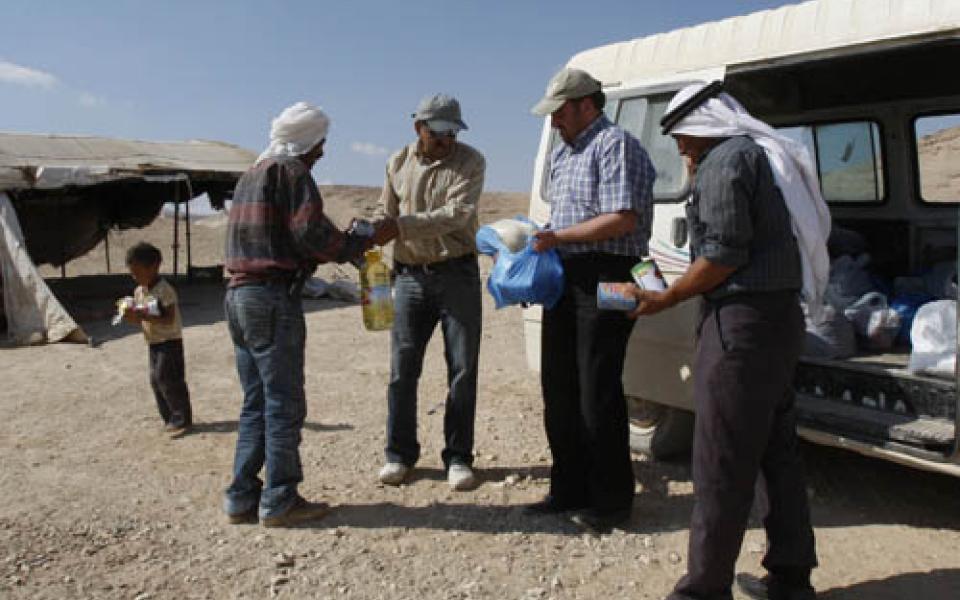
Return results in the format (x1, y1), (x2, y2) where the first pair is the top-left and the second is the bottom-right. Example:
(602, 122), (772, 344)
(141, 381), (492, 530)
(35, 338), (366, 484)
(371, 217), (399, 246)
(627, 287), (676, 319)
(532, 229), (560, 253)
(122, 306), (144, 325)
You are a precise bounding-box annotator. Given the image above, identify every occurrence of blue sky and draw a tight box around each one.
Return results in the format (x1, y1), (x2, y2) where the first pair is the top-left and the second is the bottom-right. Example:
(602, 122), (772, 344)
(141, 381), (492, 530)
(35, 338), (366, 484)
(2, 1), (797, 192)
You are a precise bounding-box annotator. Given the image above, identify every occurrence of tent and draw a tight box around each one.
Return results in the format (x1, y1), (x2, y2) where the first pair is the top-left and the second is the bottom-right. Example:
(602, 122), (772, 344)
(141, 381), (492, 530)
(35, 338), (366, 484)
(0, 133), (255, 345)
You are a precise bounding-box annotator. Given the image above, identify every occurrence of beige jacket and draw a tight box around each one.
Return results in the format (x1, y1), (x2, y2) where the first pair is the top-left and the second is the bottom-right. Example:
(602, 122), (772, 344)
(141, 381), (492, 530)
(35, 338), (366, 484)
(377, 141), (485, 265)
(134, 279), (183, 344)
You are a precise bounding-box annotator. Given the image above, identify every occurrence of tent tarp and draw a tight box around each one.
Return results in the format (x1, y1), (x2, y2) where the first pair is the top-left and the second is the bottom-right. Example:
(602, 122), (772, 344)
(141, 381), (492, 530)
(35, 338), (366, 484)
(0, 133), (255, 190)
(0, 192), (86, 345)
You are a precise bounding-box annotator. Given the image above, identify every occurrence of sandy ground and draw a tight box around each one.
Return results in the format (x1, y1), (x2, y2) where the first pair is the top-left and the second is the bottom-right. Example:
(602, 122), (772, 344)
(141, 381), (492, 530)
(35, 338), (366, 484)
(5, 187), (960, 599)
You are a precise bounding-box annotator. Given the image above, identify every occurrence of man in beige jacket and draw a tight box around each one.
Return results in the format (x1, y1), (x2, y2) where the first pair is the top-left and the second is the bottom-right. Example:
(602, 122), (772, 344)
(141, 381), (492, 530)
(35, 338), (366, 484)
(374, 93), (486, 491)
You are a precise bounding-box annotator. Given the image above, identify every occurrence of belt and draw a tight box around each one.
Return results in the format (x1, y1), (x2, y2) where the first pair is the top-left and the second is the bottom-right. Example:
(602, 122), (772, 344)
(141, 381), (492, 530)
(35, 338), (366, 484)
(394, 253), (476, 275)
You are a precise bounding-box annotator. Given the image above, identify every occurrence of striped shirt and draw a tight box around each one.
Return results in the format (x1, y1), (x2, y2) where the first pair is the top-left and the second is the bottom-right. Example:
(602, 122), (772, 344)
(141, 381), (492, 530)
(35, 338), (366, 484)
(546, 115), (655, 257)
(687, 135), (801, 299)
(225, 156), (367, 287)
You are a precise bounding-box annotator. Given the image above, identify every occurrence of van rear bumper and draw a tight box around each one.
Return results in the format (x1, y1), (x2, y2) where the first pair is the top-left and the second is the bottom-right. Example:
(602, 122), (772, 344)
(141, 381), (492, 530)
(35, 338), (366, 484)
(797, 426), (960, 477)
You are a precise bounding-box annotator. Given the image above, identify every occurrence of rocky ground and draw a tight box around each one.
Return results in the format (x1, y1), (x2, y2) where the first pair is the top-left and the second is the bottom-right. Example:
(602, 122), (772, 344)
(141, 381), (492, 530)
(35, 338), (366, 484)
(4, 187), (960, 599)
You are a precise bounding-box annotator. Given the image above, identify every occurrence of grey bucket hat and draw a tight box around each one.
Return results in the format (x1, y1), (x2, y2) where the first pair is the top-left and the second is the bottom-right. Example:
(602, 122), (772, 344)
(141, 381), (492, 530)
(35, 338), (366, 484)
(531, 68), (602, 116)
(412, 93), (468, 132)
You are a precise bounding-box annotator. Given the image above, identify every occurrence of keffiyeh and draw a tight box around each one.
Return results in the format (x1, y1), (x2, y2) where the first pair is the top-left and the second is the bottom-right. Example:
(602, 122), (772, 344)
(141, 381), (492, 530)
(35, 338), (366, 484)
(256, 102), (330, 164)
(667, 83), (831, 316)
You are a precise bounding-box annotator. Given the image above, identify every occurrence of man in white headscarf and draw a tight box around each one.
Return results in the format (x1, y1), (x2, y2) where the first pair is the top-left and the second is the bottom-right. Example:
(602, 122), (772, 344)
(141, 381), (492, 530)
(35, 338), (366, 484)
(223, 102), (394, 528)
(629, 82), (821, 600)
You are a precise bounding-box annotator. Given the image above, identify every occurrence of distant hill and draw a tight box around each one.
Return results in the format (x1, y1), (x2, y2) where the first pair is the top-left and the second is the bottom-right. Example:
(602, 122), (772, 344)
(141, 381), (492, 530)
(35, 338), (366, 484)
(40, 186), (529, 278)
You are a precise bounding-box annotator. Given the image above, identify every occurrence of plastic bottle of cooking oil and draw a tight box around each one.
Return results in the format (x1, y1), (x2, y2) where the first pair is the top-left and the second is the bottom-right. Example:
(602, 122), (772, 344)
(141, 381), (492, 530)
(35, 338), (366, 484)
(359, 248), (394, 331)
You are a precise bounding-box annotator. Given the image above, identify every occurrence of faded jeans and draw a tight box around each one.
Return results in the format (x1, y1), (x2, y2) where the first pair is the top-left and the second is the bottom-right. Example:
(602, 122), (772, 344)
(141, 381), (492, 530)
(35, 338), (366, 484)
(386, 256), (482, 469)
(223, 282), (306, 519)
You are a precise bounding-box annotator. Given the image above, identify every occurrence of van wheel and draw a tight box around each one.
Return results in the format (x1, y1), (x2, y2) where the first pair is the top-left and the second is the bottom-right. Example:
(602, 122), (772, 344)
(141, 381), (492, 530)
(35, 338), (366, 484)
(627, 396), (694, 460)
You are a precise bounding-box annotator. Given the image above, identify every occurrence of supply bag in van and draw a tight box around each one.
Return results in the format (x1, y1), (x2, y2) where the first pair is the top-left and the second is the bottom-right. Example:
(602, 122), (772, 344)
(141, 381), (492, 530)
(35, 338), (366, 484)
(475, 217), (564, 310)
(907, 300), (957, 379)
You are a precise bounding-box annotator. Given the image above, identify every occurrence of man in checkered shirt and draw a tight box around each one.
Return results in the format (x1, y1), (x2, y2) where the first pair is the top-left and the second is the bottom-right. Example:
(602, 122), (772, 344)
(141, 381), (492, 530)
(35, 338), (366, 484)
(525, 67), (656, 533)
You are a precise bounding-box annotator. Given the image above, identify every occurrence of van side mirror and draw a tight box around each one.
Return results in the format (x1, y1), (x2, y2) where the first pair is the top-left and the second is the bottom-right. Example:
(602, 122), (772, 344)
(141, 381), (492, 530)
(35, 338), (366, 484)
(671, 217), (688, 248)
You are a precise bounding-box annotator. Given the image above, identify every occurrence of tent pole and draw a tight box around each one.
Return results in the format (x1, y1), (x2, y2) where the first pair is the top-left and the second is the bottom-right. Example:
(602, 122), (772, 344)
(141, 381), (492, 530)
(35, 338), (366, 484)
(172, 183), (180, 278)
(185, 178), (193, 282)
(59, 197), (66, 279)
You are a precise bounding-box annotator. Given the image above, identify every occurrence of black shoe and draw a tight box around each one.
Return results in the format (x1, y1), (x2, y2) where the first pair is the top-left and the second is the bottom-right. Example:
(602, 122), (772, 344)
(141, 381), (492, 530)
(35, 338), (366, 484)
(226, 506), (258, 525)
(522, 495), (584, 516)
(736, 573), (816, 600)
(261, 496), (331, 528)
(569, 507), (631, 533)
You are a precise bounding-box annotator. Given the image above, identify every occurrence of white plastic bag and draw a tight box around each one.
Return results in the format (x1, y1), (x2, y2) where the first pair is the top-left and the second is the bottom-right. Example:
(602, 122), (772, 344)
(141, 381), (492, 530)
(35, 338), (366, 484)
(803, 303), (856, 359)
(843, 291), (901, 350)
(907, 300), (957, 378)
(825, 254), (875, 311)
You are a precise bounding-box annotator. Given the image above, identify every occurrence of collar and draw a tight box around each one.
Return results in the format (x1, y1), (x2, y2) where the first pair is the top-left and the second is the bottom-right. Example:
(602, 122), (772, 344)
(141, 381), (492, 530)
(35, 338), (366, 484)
(695, 136), (734, 165)
(567, 114), (610, 152)
(414, 140), (459, 165)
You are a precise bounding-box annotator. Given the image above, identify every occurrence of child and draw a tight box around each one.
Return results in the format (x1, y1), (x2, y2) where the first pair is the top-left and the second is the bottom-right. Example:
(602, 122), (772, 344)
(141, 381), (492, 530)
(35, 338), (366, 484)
(124, 242), (193, 437)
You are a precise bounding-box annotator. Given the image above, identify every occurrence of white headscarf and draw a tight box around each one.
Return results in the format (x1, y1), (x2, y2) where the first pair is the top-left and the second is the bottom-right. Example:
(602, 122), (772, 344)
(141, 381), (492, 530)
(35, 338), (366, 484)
(668, 83), (831, 317)
(256, 101), (330, 164)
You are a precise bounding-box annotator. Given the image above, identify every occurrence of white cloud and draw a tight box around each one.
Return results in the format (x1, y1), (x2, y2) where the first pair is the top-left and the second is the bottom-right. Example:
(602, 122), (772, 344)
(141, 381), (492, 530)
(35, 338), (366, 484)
(0, 60), (58, 89)
(78, 92), (105, 108)
(350, 142), (388, 157)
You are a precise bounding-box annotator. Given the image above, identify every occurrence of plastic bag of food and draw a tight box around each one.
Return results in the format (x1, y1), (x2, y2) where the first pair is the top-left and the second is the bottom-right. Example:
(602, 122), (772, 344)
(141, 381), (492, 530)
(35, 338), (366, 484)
(907, 300), (956, 378)
(803, 303), (856, 359)
(476, 217), (538, 255)
(843, 291), (901, 350)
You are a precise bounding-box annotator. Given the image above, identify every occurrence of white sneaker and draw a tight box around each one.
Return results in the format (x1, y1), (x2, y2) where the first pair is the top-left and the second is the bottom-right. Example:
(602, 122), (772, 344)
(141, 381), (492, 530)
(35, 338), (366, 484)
(378, 462), (410, 486)
(447, 463), (477, 491)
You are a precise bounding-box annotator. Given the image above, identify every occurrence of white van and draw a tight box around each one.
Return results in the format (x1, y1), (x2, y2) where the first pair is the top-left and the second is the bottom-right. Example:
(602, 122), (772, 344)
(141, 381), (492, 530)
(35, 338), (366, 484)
(525, 0), (960, 476)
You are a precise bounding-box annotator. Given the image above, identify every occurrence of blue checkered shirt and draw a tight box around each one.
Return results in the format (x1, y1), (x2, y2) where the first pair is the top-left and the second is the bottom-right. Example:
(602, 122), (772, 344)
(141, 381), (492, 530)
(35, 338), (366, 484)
(546, 115), (655, 257)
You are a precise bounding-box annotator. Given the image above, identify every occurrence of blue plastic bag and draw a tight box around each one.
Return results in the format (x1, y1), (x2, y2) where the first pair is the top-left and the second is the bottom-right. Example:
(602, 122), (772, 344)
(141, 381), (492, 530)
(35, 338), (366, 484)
(890, 292), (934, 346)
(476, 218), (565, 309)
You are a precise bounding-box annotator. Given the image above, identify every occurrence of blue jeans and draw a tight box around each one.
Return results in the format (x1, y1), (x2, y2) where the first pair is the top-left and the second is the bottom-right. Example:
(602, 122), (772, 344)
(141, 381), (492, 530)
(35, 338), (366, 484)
(386, 256), (482, 468)
(223, 283), (306, 519)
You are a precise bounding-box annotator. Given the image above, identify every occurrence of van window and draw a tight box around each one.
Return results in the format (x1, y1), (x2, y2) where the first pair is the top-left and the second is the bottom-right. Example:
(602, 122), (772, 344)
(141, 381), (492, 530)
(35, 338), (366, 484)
(778, 121), (884, 203)
(616, 94), (687, 200)
(915, 113), (960, 203)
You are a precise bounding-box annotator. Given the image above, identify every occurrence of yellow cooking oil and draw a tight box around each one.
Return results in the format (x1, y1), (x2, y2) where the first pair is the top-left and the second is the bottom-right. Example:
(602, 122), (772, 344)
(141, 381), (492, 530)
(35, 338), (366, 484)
(359, 248), (394, 331)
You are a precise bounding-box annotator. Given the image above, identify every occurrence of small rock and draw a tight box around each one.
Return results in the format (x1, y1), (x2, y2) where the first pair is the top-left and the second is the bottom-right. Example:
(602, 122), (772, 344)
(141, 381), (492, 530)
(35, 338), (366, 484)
(271, 574), (289, 586)
(638, 553), (651, 566)
(274, 552), (295, 568)
(484, 454), (498, 462)
(668, 551), (682, 564)
(641, 535), (654, 548)
(504, 474), (521, 486)
(746, 541), (766, 554)
(551, 575), (563, 589)
(134, 593), (152, 600)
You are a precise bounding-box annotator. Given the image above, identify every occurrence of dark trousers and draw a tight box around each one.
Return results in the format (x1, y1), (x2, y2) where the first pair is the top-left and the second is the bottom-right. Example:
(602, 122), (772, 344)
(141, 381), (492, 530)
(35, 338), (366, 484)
(670, 291), (817, 600)
(148, 339), (192, 428)
(540, 254), (637, 513)
(386, 255), (482, 469)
